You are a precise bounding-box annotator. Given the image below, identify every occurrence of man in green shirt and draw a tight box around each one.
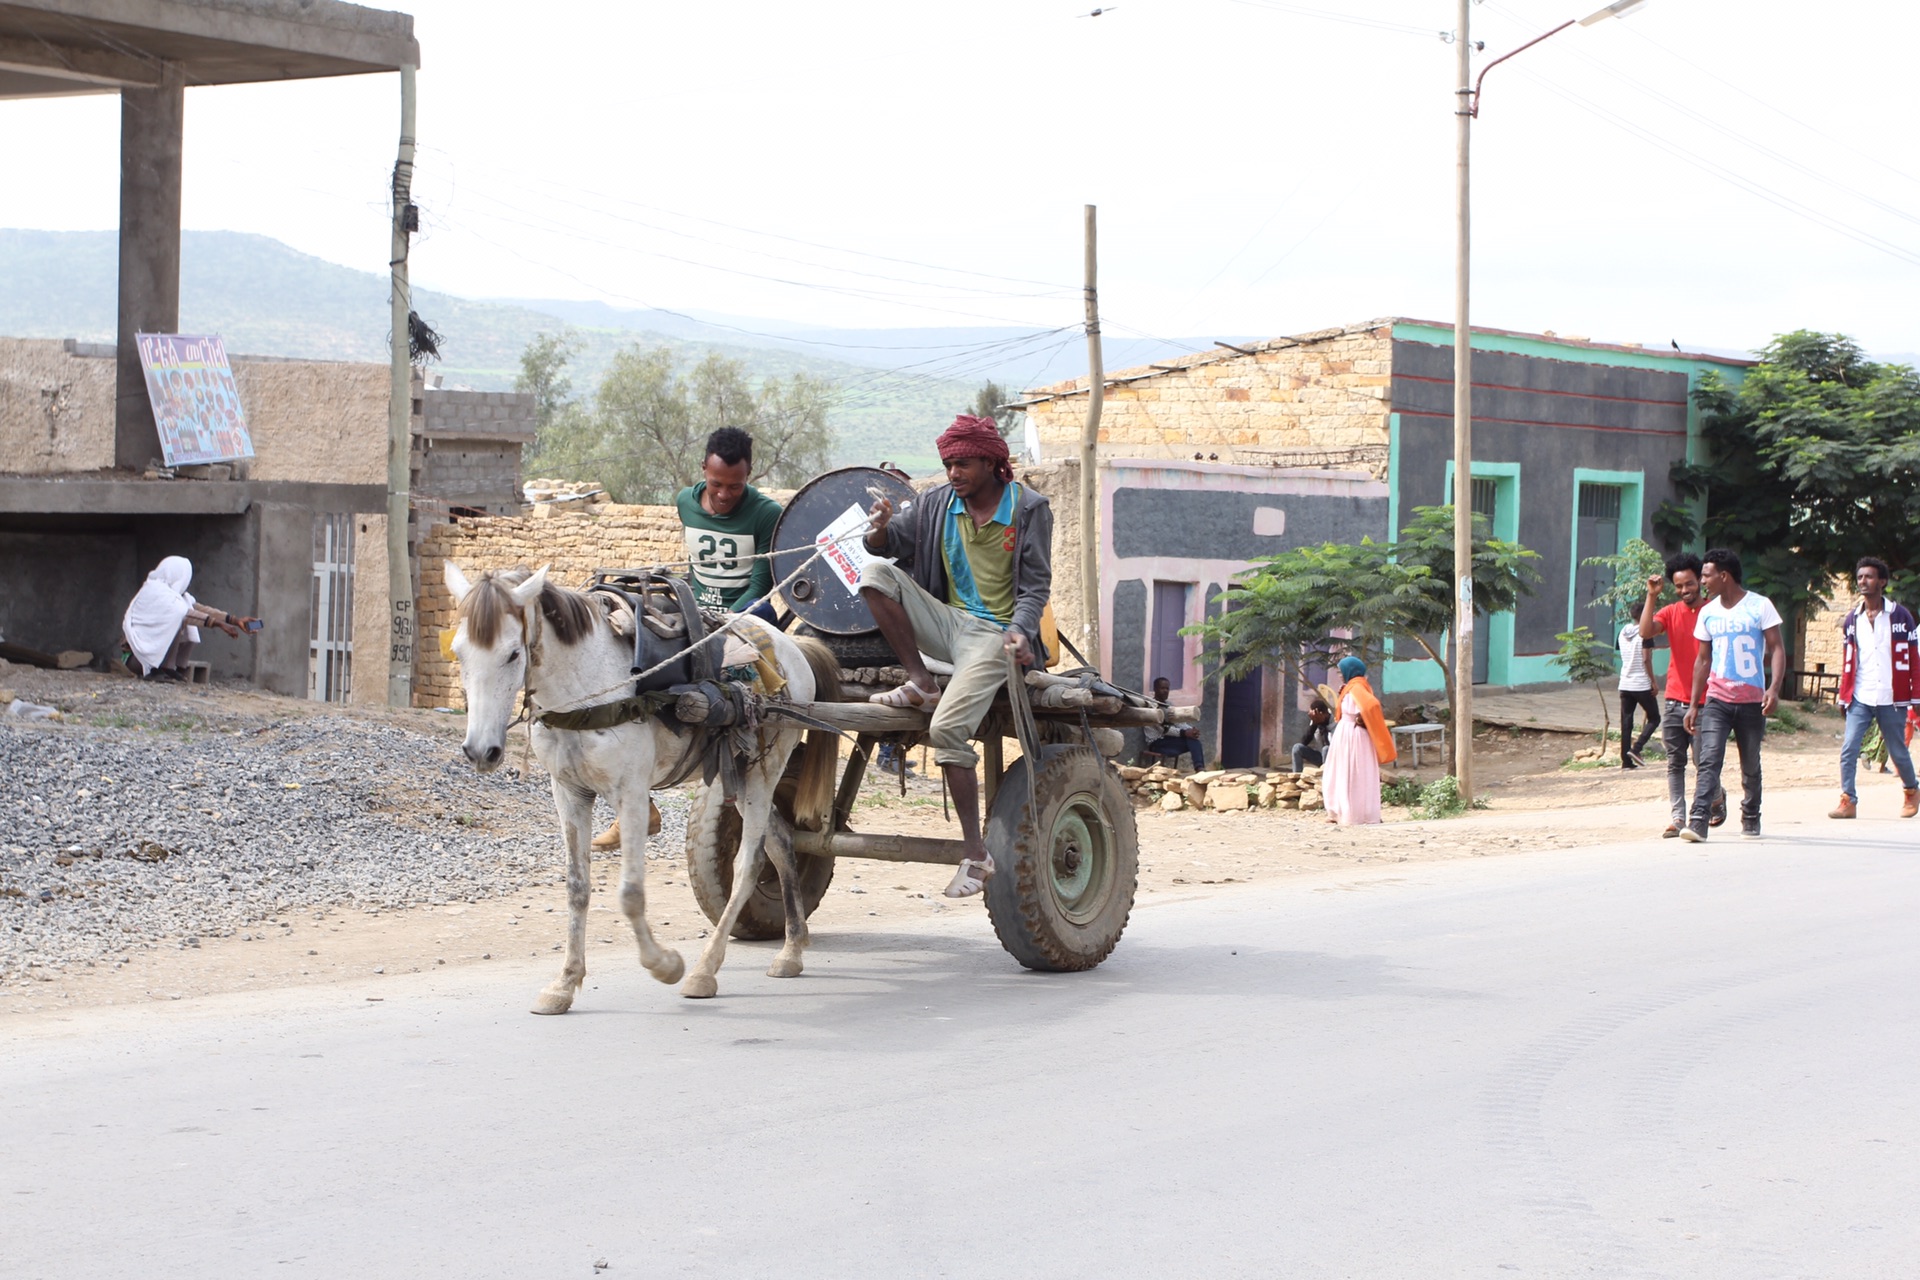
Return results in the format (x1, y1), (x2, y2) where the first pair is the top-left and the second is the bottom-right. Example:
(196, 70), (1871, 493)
(675, 426), (783, 618)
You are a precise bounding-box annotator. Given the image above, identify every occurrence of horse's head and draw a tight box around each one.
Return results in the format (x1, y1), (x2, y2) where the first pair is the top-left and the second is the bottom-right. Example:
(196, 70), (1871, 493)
(446, 561), (548, 772)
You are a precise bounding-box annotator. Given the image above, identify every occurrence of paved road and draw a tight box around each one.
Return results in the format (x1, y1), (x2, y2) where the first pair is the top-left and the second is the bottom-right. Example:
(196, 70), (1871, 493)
(6, 824), (1918, 1279)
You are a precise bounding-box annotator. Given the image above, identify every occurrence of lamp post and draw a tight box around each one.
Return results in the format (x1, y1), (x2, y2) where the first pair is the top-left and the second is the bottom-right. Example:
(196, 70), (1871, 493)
(1450, 0), (1648, 793)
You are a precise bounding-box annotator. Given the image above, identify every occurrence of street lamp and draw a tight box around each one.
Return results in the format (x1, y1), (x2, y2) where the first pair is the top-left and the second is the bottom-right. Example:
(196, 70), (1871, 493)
(1450, 0), (1647, 794)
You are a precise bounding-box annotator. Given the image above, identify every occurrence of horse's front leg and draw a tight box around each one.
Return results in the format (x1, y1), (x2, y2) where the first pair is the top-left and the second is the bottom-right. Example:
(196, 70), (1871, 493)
(532, 780), (594, 1015)
(762, 808), (809, 980)
(681, 773), (782, 1000)
(617, 787), (684, 986)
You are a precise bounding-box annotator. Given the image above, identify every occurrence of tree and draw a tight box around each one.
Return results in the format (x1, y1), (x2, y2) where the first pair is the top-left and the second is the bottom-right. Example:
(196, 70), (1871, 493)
(1188, 504), (1540, 766)
(1581, 537), (1670, 634)
(970, 379), (1023, 440)
(1552, 626), (1616, 749)
(514, 337), (840, 505)
(1675, 330), (1920, 610)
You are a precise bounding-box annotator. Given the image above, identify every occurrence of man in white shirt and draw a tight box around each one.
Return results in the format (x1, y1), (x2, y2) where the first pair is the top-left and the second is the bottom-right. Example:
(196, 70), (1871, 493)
(1830, 555), (1920, 819)
(1681, 548), (1786, 842)
(1616, 619), (1659, 769)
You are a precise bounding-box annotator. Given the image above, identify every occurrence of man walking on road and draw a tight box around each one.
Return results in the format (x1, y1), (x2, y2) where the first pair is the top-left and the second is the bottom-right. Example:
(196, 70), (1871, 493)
(1638, 553), (1725, 837)
(1830, 556), (1920, 820)
(1681, 549), (1786, 842)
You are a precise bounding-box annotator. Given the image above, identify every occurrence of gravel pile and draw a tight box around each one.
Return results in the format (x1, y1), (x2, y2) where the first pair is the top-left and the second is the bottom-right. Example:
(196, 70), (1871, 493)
(0, 700), (690, 981)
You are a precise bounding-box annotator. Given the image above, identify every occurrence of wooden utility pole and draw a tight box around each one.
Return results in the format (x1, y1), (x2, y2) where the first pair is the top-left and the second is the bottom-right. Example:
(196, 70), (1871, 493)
(1080, 204), (1104, 666)
(1451, 0), (1474, 792)
(386, 64), (417, 709)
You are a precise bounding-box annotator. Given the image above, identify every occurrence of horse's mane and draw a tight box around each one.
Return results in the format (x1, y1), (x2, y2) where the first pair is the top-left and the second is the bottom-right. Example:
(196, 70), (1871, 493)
(459, 568), (600, 649)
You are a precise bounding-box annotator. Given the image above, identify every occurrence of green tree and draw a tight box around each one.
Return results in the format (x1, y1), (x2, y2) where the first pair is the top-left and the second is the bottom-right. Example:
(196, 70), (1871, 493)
(1581, 537), (1670, 633)
(1676, 331), (1920, 609)
(970, 379), (1023, 440)
(1552, 626), (1617, 749)
(515, 338), (840, 504)
(1188, 504), (1540, 768)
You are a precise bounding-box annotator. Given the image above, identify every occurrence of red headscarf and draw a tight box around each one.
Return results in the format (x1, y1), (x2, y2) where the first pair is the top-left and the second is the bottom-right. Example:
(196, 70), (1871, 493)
(936, 413), (1013, 483)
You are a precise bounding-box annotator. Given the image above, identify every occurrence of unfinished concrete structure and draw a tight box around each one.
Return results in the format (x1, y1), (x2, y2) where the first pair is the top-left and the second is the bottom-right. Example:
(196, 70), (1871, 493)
(0, 0), (421, 701)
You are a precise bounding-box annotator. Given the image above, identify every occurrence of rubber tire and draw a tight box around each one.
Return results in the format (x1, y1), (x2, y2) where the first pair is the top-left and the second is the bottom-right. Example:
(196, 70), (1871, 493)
(792, 621), (900, 672)
(983, 745), (1139, 972)
(684, 777), (836, 941)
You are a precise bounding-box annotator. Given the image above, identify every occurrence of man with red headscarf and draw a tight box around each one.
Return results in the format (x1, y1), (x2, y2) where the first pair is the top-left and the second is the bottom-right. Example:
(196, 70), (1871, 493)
(859, 413), (1055, 897)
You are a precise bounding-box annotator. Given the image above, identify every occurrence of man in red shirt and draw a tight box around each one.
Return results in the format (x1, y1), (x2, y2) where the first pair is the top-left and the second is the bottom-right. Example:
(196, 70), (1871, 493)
(1637, 553), (1726, 837)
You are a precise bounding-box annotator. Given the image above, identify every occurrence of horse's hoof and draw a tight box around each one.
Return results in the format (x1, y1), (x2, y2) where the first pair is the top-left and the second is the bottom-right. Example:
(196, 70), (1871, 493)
(767, 956), (804, 979)
(680, 973), (719, 999)
(651, 949), (686, 985)
(530, 989), (575, 1016)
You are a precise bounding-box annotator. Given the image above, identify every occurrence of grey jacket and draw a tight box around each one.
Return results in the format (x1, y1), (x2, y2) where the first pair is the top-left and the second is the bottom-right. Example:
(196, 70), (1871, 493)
(871, 480), (1054, 664)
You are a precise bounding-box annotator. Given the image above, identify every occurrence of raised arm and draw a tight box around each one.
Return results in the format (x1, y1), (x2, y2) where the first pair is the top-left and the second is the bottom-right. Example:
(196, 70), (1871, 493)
(1638, 575), (1667, 638)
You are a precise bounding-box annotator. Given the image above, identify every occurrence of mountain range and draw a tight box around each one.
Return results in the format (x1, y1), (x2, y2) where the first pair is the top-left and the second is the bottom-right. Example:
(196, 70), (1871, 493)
(0, 229), (1224, 469)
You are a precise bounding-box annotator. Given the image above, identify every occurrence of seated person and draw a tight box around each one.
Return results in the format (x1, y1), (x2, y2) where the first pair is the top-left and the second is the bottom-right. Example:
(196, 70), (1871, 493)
(1142, 675), (1205, 772)
(860, 414), (1053, 898)
(121, 555), (258, 680)
(1292, 698), (1333, 772)
(676, 425), (783, 622)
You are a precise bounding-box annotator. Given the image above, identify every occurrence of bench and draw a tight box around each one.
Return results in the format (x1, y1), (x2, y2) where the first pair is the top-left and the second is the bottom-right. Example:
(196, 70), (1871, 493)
(1391, 722), (1446, 768)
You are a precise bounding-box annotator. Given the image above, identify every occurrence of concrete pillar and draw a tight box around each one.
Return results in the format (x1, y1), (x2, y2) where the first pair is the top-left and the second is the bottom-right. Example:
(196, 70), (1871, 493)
(114, 62), (185, 471)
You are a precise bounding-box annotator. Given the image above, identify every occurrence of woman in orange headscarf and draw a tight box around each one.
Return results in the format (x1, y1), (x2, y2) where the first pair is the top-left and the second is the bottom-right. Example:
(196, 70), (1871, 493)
(1322, 655), (1397, 825)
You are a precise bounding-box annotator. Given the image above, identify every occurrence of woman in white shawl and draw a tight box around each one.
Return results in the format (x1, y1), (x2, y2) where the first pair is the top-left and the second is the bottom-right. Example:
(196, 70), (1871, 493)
(121, 556), (256, 679)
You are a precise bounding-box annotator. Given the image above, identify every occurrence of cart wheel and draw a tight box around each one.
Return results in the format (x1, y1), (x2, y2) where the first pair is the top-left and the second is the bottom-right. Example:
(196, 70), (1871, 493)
(984, 745), (1138, 971)
(684, 779), (836, 941)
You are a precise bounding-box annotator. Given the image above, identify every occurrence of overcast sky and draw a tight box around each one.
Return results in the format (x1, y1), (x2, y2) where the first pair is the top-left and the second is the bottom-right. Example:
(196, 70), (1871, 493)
(3, 0), (1916, 366)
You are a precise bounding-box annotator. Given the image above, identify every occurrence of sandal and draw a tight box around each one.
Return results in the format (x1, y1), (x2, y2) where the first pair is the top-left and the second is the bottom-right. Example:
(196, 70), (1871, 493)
(943, 854), (994, 898)
(870, 681), (940, 710)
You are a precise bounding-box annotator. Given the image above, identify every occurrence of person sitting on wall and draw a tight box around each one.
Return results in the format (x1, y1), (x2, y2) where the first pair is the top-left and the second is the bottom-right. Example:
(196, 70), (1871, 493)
(1292, 697), (1334, 772)
(860, 413), (1053, 898)
(120, 555), (259, 682)
(1142, 675), (1205, 772)
(676, 425), (784, 623)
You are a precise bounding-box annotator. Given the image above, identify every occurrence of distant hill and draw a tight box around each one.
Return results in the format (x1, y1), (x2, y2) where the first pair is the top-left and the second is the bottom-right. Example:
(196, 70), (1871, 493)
(0, 230), (1009, 470)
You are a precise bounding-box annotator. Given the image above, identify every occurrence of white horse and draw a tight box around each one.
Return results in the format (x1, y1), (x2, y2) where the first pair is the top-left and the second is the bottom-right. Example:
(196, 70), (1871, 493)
(444, 562), (842, 1013)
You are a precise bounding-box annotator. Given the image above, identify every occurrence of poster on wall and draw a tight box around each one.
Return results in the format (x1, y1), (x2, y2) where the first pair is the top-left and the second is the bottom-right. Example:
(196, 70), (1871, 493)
(135, 333), (256, 467)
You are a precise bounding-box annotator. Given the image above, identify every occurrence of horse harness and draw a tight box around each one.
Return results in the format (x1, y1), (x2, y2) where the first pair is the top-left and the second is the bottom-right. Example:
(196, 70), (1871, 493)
(521, 571), (812, 805)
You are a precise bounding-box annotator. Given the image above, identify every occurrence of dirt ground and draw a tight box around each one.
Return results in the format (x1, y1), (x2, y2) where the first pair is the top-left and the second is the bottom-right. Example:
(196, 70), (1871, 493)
(0, 667), (1858, 1019)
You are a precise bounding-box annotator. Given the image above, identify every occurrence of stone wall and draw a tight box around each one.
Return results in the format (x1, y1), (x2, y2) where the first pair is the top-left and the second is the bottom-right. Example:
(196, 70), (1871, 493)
(1799, 577), (1858, 679)
(415, 387), (537, 519)
(1022, 322), (1394, 468)
(413, 503), (686, 708)
(0, 338), (115, 473)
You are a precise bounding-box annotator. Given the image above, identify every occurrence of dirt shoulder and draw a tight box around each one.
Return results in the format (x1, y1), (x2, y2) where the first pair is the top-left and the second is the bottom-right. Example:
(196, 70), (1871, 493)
(0, 667), (1856, 1021)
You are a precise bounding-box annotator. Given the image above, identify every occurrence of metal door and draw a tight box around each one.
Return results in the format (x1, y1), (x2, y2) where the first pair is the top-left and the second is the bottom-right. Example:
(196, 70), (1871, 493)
(1221, 663), (1263, 768)
(310, 513), (354, 703)
(1575, 484), (1622, 645)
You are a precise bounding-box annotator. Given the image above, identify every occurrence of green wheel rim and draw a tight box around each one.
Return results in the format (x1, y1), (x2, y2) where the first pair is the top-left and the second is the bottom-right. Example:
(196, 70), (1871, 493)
(1048, 789), (1112, 924)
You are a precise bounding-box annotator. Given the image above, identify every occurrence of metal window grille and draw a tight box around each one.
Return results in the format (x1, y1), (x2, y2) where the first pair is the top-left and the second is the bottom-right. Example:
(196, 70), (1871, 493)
(1470, 477), (1497, 518)
(310, 514), (355, 703)
(1578, 484), (1623, 520)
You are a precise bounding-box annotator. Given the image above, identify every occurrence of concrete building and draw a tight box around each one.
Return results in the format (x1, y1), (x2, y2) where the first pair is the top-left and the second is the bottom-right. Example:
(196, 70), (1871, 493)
(0, 1), (429, 701)
(1017, 318), (1752, 766)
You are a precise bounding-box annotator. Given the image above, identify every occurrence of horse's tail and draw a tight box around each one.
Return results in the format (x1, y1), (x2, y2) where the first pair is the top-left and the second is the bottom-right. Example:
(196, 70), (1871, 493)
(789, 635), (844, 833)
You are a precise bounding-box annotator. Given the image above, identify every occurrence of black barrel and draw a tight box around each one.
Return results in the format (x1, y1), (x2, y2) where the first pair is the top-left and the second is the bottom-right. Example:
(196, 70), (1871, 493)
(769, 466), (916, 636)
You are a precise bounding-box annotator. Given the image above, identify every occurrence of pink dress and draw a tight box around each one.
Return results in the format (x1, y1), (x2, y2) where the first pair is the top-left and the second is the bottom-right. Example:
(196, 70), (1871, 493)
(1323, 693), (1382, 825)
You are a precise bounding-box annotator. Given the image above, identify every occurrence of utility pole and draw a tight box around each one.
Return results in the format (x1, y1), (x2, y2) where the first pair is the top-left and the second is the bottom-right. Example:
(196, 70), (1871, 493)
(386, 64), (417, 709)
(1079, 204), (1104, 666)
(1451, 0), (1474, 794)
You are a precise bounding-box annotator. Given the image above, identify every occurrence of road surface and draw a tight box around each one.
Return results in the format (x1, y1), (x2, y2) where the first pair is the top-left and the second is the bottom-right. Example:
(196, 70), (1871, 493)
(5, 824), (1917, 1278)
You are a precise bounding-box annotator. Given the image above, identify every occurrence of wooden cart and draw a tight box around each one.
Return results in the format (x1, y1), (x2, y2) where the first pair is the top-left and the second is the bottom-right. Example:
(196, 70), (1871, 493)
(682, 680), (1167, 972)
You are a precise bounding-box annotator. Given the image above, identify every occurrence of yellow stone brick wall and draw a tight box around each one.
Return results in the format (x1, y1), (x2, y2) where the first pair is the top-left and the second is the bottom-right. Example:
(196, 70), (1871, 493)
(413, 503), (687, 708)
(1799, 577), (1859, 677)
(1024, 324), (1394, 466)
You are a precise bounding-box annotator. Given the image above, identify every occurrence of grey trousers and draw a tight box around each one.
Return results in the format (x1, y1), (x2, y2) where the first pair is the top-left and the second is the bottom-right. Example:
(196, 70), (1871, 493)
(1660, 697), (1722, 826)
(858, 559), (1011, 770)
